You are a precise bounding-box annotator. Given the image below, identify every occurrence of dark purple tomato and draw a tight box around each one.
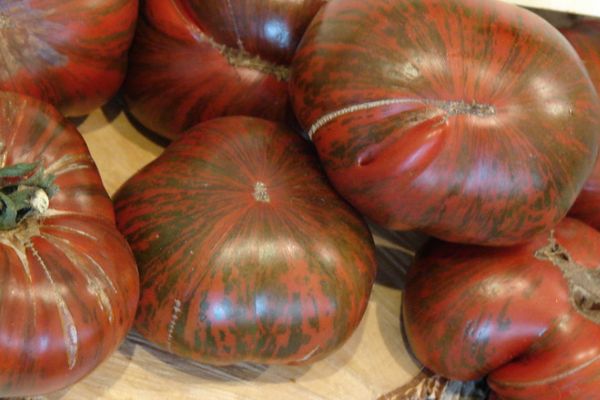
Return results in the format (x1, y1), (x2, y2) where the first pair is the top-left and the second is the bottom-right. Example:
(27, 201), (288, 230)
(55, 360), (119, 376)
(403, 218), (600, 400)
(290, 0), (600, 246)
(124, 0), (324, 140)
(0, 0), (138, 116)
(0, 92), (139, 397)
(114, 116), (376, 364)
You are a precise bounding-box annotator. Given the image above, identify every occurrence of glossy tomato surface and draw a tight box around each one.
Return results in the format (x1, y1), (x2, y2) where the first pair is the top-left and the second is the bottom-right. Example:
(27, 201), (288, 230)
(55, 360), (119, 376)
(0, 93), (139, 397)
(0, 0), (138, 116)
(564, 20), (600, 230)
(124, 0), (324, 139)
(290, 0), (600, 246)
(403, 218), (600, 400)
(114, 116), (376, 364)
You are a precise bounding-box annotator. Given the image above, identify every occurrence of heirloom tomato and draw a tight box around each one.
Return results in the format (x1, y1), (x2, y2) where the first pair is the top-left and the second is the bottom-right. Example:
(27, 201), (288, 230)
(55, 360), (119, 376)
(291, 0), (600, 245)
(114, 116), (376, 364)
(124, 0), (324, 139)
(563, 20), (600, 230)
(0, 92), (139, 397)
(0, 0), (138, 116)
(403, 218), (600, 400)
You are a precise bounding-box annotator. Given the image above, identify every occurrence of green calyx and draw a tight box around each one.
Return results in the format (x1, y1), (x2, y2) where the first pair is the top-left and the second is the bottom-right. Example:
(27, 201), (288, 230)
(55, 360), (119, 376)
(0, 162), (58, 230)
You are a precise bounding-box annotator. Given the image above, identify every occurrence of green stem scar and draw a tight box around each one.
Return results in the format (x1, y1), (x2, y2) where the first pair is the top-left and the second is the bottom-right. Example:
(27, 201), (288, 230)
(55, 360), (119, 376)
(0, 162), (58, 230)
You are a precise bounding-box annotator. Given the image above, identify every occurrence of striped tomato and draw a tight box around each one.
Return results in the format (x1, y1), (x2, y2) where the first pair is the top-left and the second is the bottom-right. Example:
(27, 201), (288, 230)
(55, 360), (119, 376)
(114, 117), (376, 364)
(0, 0), (138, 116)
(563, 20), (600, 230)
(403, 218), (600, 400)
(290, 0), (600, 245)
(123, 0), (324, 139)
(0, 93), (139, 397)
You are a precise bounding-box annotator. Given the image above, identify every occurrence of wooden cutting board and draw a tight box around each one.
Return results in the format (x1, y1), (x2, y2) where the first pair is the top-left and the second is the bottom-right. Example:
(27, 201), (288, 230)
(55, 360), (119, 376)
(36, 99), (439, 400)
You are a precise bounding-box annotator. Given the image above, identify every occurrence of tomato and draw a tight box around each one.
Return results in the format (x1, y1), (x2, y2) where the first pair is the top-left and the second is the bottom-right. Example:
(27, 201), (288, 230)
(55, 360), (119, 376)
(0, 92), (139, 397)
(563, 20), (600, 230)
(123, 0), (324, 139)
(403, 218), (600, 400)
(290, 0), (600, 245)
(0, 0), (138, 116)
(561, 20), (600, 91)
(114, 116), (376, 364)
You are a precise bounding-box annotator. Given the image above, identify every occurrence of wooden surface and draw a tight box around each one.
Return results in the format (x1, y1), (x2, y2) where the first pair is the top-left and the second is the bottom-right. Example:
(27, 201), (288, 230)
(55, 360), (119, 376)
(33, 100), (430, 400)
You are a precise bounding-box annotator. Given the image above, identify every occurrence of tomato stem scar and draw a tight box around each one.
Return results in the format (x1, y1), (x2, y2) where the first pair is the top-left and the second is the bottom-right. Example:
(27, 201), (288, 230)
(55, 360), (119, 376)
(534, 231), (600, 324)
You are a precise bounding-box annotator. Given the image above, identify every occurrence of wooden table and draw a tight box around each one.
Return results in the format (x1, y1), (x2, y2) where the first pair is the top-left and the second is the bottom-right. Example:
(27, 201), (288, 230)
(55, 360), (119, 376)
(35, 99), (431, 400)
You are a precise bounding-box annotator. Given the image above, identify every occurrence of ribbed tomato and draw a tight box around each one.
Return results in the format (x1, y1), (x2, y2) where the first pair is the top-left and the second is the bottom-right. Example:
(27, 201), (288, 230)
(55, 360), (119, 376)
(290, 0), (600, 246)
(563, 20), (600, 230)
(403, 218), (600, 400)
(114, 116), (376, 364)
(124, 0), (324, 139)
(0, 0), (138, 116)
(0, 92), (139, 397)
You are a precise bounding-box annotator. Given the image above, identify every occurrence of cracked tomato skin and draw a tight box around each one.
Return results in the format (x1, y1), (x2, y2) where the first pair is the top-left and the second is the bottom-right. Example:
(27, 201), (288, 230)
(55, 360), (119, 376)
(403, 218), (600, 400)
(564, 21), (600, 230)
(0, 93), (139, 397)
(290, 0), (600, 246)
(0, 0), (138, 116)
(114, 116), (376, 365)
(123, 0), (324, 139)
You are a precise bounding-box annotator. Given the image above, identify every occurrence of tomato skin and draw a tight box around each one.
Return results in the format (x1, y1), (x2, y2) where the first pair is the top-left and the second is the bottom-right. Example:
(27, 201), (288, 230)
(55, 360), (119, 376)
(403, 218), (600, 400)
(290, 0), (600, 246)
(563, 21), (600, 230)
(123, 0), (324, 140)
(0, 93), (139, 397)
(0, 0), (138, 116)
(114, 116), (376, 364)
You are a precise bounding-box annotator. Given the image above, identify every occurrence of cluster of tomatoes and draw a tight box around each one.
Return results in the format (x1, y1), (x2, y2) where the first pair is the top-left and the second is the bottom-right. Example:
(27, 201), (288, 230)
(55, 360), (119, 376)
(3, 0), (600, 399)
